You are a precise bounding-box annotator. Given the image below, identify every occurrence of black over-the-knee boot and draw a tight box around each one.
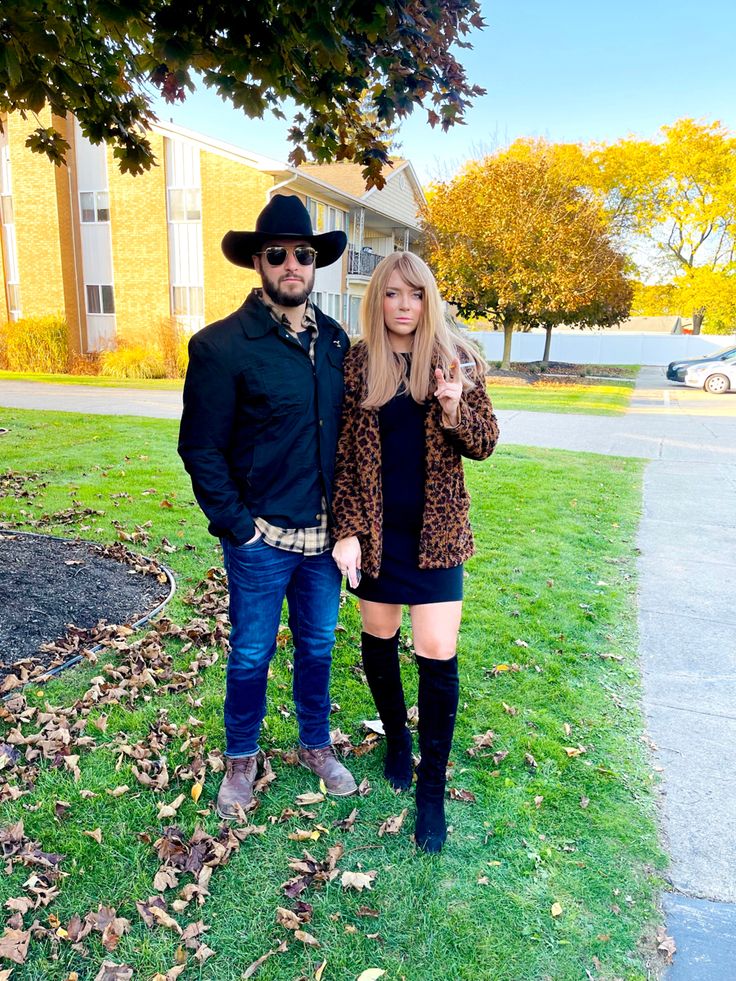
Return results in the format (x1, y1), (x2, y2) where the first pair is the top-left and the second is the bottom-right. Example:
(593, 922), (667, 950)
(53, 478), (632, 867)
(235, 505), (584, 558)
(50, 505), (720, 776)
(361, 630), (414, 790)
(415, 654), (459, 853)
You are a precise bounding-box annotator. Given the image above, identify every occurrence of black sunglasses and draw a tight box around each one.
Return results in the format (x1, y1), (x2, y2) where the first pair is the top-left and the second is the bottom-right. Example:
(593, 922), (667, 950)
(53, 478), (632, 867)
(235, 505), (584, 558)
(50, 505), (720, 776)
(256, 246), (317, 267)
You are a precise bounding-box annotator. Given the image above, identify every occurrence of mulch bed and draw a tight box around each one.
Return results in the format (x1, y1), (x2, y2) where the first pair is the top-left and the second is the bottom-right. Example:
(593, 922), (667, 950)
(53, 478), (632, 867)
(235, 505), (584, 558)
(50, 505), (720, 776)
(0, 532), (171, 681)
(487, 361), (635, 385)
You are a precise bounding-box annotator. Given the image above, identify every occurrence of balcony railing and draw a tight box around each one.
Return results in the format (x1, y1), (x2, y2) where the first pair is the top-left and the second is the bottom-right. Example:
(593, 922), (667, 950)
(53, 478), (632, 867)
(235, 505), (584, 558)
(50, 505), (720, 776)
(347, 247), (385, 277)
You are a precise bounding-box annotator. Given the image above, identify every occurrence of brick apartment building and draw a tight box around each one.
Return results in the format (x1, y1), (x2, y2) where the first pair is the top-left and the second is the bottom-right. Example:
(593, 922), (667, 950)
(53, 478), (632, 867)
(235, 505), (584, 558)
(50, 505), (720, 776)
(0, 111), (426, 351)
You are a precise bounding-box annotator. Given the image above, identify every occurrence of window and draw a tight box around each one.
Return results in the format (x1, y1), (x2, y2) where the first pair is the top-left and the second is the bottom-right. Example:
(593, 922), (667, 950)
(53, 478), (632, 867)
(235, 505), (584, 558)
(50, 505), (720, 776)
(1, 195), (13, 224)
(86, 284), (115, 314)
(328, 293), (343, 321)
(315, 292), (343, 321)
(348, 295), (362, 335)
(172, 285), (204, 317)
(306, 197), (347, 235)
(96, 192), (110, 221)
(80, 191), (110, 223)
(167, 188), (201, 222)
(6, 283), (21, 316)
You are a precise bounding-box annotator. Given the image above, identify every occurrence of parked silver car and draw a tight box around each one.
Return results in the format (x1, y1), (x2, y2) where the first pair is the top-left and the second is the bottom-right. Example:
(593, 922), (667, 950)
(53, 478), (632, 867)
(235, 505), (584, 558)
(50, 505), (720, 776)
(683, 357), (736, 394)
(667, 344), (736, 382)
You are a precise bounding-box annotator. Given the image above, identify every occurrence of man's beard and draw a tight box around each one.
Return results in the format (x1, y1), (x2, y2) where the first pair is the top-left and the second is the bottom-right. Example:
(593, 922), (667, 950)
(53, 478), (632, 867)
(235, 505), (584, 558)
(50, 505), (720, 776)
(262, 268), (315, 307)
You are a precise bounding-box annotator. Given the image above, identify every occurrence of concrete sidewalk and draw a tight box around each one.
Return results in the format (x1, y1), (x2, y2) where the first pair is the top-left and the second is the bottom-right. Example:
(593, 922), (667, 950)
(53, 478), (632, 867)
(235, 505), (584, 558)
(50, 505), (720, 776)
(0, 379), (183, 419)
(630, 371), (736, 981)
(2, 366), (735, 976)
(501, 367), (736, 979)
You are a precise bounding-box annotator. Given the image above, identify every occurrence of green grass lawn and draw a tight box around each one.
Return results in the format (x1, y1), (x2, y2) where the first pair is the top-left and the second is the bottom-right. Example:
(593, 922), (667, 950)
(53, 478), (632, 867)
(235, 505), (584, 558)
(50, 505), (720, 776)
(0, 370), (183, 390)
(0, 409), (665, 980)
(488, 381), (635, 415)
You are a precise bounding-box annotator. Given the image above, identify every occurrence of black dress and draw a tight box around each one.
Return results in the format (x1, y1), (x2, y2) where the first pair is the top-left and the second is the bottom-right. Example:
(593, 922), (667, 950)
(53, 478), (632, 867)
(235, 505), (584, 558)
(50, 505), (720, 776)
(349, 355), (464, 605)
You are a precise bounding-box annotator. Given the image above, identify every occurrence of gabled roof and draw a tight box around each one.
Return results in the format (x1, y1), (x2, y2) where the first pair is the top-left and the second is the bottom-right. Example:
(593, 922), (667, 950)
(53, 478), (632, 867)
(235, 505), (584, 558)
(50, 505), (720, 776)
(615, 316), (681, 333)
(295, 159), (408, 198)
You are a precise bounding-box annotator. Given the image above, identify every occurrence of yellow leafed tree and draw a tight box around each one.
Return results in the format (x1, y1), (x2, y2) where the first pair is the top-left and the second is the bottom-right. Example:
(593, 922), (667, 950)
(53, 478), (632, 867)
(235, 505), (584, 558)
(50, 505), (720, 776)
(592, 119), (736, 333)
(422, 141), (632, 368)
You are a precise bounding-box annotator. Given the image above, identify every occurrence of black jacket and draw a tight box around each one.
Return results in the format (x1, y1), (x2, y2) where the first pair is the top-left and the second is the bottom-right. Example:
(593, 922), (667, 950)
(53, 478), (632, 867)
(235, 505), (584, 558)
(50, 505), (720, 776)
(178, 293), (350, 544)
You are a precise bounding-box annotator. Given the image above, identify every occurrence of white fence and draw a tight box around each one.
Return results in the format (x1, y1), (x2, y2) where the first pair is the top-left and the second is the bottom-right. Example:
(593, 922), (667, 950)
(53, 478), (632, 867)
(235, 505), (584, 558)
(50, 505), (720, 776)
(470, 330), (736, 367)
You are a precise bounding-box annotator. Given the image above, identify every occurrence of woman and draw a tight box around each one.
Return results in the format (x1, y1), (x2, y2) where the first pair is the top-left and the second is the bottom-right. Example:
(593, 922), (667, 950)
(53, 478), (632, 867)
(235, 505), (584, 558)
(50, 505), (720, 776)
(331, 252), (499, 853)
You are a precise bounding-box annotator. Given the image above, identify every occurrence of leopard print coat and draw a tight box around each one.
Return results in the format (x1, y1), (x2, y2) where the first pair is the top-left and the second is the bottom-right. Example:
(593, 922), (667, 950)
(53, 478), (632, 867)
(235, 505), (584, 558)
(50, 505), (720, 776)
(331, 341), (500, 578)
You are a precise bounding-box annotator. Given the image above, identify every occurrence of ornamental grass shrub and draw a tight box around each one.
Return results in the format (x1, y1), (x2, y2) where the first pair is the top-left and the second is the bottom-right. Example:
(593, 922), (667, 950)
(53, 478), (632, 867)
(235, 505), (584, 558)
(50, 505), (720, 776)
(99, 318), (190, 379)
(155, 316), (190, 378)
(100, 344), (167, 379)
(0, 315), (70, 372)
(67, 352), (102, 375)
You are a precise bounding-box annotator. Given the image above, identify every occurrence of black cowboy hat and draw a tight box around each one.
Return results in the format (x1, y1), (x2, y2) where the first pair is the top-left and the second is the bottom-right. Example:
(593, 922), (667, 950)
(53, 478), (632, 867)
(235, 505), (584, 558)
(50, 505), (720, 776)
(221, 193), (347, 269)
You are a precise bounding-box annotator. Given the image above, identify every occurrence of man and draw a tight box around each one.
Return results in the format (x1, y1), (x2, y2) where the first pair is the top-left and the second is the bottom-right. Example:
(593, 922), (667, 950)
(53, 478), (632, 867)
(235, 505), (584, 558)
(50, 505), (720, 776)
(178, 194), (357, 818)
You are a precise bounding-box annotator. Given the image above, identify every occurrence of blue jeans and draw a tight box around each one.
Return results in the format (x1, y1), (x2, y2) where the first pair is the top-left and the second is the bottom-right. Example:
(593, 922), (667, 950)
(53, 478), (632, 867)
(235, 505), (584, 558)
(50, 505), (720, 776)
(220, 537), (342, 757)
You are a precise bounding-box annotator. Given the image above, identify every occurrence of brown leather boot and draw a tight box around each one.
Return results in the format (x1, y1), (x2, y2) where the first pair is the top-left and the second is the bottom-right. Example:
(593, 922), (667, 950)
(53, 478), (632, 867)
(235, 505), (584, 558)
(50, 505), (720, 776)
(216, 754), (258, 818)
(298, 745), (357, 796)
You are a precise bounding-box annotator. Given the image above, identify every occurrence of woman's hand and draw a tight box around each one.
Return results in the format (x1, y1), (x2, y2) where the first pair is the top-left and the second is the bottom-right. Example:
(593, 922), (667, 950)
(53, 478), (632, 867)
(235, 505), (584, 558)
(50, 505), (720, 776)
(434, 360), (463, 427)
(332, 536), (362, 588)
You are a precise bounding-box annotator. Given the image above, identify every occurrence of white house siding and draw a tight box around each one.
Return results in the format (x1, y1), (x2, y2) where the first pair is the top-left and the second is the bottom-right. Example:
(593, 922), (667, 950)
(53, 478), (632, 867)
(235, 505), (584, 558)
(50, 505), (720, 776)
(363, 231), (394, 256)
(313, 259), (343, 296)
(364, 171), (422, 228)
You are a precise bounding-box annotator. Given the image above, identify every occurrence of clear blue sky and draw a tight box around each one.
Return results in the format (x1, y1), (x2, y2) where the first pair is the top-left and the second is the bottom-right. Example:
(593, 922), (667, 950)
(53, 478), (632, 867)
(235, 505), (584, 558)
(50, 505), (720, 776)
(151, 0), (736, 185)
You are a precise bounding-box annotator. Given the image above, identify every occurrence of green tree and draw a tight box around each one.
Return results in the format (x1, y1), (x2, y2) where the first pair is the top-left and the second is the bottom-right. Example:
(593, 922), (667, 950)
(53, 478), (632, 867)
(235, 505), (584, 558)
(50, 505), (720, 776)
(0, 0), (485, 187)
(423, 141), (631, 368)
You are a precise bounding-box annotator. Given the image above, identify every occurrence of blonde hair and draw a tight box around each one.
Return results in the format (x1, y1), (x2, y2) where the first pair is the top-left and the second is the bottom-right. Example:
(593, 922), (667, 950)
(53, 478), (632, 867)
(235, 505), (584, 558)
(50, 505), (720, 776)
(360, 251), (485, 409)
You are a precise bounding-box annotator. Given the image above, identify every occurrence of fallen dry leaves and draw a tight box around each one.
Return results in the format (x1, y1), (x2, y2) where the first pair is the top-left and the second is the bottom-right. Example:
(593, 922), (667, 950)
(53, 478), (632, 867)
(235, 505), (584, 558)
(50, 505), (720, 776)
(85, 906), (132, 952)
(0, 559), (488, 979)
(467, 730), (496, 757)
(0, 566), (291, 974)
(341, 870), (377, 892)
(448, 787), (476, 804)
(241, 938), (288, 978)
(377, 809), (408, 836)
(93, 961), (133, 981)
(656, 925), (677, 964)
(0, 927), (30, 964)
(281, 844), (344, 899)
(334, 807), (358, 832)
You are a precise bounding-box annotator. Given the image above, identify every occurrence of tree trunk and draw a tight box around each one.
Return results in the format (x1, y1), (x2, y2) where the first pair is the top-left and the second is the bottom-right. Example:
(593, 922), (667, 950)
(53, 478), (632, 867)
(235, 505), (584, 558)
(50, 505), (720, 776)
(542, 324), (553, 363)
(692, 309), (704, 335)
(500, 319), (514, 370)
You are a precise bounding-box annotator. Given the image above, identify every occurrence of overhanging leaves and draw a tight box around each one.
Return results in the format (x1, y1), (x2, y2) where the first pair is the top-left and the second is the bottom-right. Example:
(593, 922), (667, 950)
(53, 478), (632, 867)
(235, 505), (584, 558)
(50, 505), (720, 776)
(1, 0), (485, 187)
